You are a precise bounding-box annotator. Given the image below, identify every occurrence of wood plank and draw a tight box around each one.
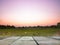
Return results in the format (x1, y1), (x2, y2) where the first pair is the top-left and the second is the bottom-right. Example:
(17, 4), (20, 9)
(11, 36), (37, 45)
(0, 36), (20, 45)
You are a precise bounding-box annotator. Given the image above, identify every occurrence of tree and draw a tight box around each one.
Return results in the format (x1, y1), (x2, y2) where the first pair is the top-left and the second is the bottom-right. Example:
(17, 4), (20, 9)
(57, 22), (60, 28)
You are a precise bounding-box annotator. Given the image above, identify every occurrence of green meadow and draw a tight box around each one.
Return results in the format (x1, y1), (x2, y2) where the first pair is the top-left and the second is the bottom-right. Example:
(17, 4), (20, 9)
(0, 28), (60, 37)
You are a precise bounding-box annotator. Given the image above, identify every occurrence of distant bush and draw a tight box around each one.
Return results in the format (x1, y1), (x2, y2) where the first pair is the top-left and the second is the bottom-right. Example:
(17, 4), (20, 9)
(0, 22), (60, 29)
(57, 22), (60, 28)
(0, 25), (15, 29)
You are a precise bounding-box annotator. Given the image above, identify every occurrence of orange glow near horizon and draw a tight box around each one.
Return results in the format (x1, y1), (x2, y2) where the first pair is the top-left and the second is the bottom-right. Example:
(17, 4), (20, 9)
(0, 0), (60, 26)
(0, 18), (60, 26)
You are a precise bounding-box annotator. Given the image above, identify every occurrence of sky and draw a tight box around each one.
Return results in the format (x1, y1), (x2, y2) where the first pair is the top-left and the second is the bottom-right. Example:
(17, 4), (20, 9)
(0, 0), (60, 26)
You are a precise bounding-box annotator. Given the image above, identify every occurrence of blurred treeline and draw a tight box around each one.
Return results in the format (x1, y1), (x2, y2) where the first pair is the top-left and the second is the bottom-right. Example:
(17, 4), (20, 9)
(0, 22), (60, 36)
(0, 22), (60, 29)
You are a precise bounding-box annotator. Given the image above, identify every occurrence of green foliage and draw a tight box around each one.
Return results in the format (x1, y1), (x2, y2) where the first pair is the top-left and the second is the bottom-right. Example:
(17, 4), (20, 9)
(0, 28), (60, 36)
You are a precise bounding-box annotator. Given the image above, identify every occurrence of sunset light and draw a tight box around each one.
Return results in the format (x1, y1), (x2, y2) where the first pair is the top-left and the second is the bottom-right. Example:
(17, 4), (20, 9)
(0, 0), (60, 26)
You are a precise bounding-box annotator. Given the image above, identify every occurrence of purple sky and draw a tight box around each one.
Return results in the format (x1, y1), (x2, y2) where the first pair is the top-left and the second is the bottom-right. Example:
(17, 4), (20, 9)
(0, 0), (60, 26)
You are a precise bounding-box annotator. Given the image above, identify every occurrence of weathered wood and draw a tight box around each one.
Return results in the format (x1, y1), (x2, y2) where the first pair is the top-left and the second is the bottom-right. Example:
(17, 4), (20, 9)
(0, 36), (60, 45)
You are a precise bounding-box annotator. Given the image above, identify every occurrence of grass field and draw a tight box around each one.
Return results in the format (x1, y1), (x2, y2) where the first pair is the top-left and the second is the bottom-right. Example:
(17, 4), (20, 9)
(0, 28), (60, 37)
